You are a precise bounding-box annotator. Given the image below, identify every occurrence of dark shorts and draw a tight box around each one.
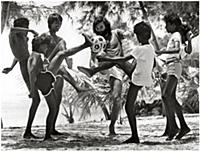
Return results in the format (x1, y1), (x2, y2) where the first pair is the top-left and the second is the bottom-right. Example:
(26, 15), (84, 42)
(35, 70), (56, 96)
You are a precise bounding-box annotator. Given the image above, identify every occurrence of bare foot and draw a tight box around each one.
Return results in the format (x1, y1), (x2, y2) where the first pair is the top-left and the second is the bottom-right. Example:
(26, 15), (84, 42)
(77, 66), (93, 77)
(160, 128), (180, 137)
(122, 137), (140, 144)
(166, 128), (180, 141)
(109, 125), (117, 136)
(23, 132), (41, 139)
(43, 136), (57, 141)
(51, 130), (64, 135)
(108, 132), (117, 136)
(175, 127), (190, 140)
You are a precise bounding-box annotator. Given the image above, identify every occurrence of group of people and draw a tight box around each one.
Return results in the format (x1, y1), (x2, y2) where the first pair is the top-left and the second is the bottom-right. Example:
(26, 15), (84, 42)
(2, 11), (193, 143)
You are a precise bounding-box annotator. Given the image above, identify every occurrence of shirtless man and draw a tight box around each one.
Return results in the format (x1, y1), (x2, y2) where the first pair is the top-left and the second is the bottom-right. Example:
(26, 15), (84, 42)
(2, 18), (41, 139)
(40, 13), (92, 135)
(28, 32), (92, 140)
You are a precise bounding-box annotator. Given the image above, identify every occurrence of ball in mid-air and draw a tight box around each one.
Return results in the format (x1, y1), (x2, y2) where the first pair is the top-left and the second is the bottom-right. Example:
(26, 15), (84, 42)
(91, 35), (107, 53)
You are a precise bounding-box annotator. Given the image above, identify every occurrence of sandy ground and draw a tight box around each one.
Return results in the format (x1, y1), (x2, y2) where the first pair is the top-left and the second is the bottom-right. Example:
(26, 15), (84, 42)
(1, 114), (199, 151)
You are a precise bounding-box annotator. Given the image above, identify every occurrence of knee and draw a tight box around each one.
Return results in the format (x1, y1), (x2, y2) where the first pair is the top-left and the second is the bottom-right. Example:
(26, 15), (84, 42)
(57, 51), (65, 59)
(32, 93), (41, 104)
(162, 92), (170, 103)
(125, 101), (135, 115)
(48, 106), (57, 115)
(111, 90), (121, 100)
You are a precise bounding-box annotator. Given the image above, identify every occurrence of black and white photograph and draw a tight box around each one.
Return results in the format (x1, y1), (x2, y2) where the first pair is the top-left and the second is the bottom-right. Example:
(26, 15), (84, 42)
(0, 1), (199, 150)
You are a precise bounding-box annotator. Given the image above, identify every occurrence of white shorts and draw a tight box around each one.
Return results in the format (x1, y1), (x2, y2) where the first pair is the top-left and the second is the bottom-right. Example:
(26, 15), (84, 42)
(107, 66), (124, 81)
(167, 62), (182, 80)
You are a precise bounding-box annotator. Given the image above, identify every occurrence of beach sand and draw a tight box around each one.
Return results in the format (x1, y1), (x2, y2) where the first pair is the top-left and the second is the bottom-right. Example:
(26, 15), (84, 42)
(1, 114), (199, 151)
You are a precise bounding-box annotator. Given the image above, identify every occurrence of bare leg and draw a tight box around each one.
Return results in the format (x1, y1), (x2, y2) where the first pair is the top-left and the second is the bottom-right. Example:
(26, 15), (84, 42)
(123, 83), (142, 144)
(77, 60), (136, 78)
(172, 85), (190, 139)
(19, 59), (31, 91)
(44, 90), (57, 141)
(159, 78), (179, 137)
(58, 67), (90, 93)
(109, 77), (122, 135)
(77, 62), (115, 77)
(162, 75), (180, 140)
(23, 90), (41, 139)
(19, 59), (41, 139)
(51, 76), (64, 135)
(115, 61), (136, 79)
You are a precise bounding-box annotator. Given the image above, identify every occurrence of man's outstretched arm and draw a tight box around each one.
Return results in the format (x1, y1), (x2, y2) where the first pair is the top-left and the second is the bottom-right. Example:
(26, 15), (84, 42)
(2, 58), (18, 74)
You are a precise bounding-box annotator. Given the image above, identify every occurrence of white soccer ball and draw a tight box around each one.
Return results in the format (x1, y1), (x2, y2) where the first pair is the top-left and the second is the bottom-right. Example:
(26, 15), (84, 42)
(91, 35), (107, 53)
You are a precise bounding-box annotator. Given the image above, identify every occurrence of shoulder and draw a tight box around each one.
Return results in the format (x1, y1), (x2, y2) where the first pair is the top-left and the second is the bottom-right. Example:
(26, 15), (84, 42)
(57, 36), (65, 42)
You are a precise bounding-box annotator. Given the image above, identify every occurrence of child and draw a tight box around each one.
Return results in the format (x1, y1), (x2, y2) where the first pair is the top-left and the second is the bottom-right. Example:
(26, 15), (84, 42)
(155, 13), (191, 140)
(28, 33), (92, 140)
(36, 13), (91, 136)
(2, 18), (41, 139)
(95, 21), (155, 143)
(78, 16), (132, 135)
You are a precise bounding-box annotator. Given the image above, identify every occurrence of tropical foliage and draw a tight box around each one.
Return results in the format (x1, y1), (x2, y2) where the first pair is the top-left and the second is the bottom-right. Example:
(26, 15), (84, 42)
(1, 1), (199, 122)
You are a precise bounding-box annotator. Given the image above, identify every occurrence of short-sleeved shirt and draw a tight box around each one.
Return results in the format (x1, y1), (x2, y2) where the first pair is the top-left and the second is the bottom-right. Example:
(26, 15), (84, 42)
(131, 44), (155, 87)
(165, 32), (182, 62)
(9, 30), (30, 61)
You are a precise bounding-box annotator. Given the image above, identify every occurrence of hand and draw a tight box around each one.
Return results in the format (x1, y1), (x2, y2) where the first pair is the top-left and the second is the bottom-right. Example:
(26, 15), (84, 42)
(96, 55), (107, 62)
(186, 31), (193, 41)
(29, 90), (36, 98)
(82, 33), (93, 47)
(31, 30), (39, 37)
(2, 67), (12, 74)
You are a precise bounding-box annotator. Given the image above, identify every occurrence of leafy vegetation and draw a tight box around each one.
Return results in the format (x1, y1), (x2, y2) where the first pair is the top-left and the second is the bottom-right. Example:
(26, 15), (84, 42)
(1, 1), (199, 122)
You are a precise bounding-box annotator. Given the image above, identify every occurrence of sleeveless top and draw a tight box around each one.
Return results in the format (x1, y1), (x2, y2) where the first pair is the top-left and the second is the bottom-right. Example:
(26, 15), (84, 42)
(105, 29), (123, 57)
(165, 32), (182, 64)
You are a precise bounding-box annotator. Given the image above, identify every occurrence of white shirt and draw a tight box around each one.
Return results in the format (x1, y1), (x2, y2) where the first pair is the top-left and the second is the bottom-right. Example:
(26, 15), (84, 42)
(131, 44), (155, 87)
(166, 32), (182, 62)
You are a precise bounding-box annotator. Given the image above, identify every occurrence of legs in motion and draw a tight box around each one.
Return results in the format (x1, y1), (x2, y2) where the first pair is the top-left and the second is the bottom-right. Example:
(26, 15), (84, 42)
(109, 77), (122, 135)
(123, 83), (142, 144)
(51, 76), (64, 135)
(77, 60), (136, 78)
(58, 67), (89, 93)
(77, 62), (115, 77)
(19, 59), (31, 91)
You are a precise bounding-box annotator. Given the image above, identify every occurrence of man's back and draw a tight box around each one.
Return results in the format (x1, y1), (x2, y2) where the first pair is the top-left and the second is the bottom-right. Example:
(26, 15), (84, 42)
(9, 30), (29, 61)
